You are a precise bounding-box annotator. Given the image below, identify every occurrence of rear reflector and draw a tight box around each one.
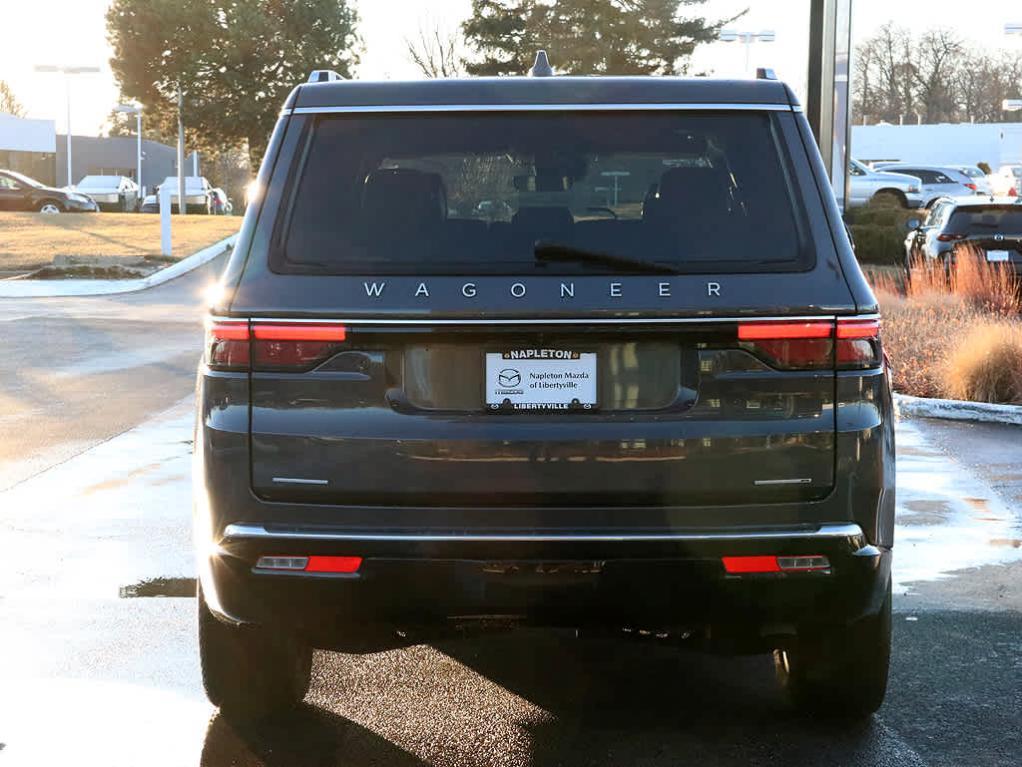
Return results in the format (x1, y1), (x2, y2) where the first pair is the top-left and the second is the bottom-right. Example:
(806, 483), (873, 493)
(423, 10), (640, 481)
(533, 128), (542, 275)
(305, 555), (363, 574)
(722, 555), (831, 574)
(255, 555), (362, 574)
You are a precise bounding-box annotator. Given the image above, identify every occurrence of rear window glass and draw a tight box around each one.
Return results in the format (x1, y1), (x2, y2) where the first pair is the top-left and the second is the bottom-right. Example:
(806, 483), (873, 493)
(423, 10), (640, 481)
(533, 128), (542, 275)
(949, 207), (1022, 233)
(274, 112), (809, 275)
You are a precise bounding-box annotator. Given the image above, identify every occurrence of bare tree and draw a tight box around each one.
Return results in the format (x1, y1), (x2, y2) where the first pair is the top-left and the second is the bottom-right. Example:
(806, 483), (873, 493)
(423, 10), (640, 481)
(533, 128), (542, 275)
(0, 79), (26, 117)
(911, 29), (965, 123)
(406, 21), (463, 78)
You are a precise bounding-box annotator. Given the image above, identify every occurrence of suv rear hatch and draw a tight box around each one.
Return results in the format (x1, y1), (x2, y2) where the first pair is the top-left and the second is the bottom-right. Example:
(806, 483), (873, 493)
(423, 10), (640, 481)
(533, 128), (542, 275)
(223, 106), (865, 510)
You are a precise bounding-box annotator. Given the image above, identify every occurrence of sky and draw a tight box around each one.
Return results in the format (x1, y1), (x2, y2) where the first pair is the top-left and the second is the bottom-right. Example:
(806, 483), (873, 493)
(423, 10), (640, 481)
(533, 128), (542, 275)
(1, 0), (1020, 136)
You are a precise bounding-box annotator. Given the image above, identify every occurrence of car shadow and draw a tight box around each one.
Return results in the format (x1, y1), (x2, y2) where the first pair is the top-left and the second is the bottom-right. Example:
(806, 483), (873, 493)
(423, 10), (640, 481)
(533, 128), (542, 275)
(200, 704), (428, 767)
(204, 629), (900, 767)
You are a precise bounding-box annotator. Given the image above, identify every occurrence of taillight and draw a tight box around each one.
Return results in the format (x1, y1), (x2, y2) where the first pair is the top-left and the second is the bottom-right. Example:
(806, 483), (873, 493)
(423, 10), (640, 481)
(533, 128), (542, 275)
(836, 318), (881, 369)
(204, 318), (249, 371)
(203, 318), (348, 371)
(937, 233), (966, 242)
(965, 183), (977, 191)
(737, 318), (881, 370)
(251, 322), (346, 370)
(1010, 187), (1018, 197)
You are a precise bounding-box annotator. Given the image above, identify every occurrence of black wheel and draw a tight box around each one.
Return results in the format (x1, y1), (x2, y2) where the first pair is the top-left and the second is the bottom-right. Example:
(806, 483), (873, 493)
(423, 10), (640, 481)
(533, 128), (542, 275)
(198, 584), (312, 722)
(774, 582), (891, 719)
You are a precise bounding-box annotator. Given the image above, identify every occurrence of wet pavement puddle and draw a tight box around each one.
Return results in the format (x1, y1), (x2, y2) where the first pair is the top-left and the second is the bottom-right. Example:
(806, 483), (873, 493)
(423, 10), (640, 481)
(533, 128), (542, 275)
(894, 419), (1022, 593)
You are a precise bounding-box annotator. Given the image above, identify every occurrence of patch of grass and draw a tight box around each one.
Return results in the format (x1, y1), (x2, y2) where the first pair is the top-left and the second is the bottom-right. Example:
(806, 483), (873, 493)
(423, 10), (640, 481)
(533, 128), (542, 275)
(945, 322), (1022, 404)
(0, 212), (240, 270)
(871, 249), (1022, 403)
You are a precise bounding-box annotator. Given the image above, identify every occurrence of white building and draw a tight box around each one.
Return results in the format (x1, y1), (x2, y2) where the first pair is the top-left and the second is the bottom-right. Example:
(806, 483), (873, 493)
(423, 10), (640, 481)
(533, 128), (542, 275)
(0, 113), (57, 184)
(852, 122), (1022, 170)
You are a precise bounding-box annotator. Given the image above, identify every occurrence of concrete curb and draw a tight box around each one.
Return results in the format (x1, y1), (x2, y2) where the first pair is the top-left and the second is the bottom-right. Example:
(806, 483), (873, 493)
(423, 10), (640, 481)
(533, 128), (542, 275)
(0, 233), (238, 298)
(895, 393), (1022, 426)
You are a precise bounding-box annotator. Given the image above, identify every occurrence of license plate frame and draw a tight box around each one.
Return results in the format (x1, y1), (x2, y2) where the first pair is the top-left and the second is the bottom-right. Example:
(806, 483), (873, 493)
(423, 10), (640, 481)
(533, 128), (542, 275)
(485, 349), (598, 412)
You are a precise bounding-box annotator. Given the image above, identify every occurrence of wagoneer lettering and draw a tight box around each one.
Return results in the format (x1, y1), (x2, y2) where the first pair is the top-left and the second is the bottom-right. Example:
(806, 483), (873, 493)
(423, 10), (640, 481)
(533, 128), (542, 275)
(197, 71), (893, 725)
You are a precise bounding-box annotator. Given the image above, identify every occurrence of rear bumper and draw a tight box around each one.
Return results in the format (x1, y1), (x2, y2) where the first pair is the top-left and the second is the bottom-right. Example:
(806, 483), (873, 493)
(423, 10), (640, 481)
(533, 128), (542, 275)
(203, 522), (890, 649)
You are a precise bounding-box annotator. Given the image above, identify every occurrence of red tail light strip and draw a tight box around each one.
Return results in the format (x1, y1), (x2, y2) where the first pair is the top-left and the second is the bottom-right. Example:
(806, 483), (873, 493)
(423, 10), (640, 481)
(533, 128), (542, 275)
(251, 323), (347, 342)
(836, 318), (881, 339)
(206, 319), (249, 340)
(305, 555), (363, 573)
(737, 321), (833, 340)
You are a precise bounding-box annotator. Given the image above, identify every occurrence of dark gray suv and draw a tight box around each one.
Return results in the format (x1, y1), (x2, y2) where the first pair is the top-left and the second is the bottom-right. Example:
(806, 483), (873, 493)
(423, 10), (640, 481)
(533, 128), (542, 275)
(196, 70), (894, 723)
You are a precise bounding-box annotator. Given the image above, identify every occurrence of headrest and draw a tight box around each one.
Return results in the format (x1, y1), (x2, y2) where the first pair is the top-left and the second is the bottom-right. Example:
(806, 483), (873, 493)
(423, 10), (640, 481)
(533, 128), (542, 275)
(657, 166), (725, 203)
(512, 206), (574, 232)
(362, 168), (446, 227)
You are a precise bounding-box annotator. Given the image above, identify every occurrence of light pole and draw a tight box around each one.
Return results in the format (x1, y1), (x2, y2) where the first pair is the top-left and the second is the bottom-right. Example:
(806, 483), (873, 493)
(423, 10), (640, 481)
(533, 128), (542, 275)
(33, 65), (101, 187)
(115, 104), (143, 194)
(718, 29), (776, 77)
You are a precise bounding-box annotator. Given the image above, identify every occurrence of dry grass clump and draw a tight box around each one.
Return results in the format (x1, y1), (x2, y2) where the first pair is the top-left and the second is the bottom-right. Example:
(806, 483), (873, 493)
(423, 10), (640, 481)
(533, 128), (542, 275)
(945, 323), (1022, 404)
(870, 247), (1022, 403)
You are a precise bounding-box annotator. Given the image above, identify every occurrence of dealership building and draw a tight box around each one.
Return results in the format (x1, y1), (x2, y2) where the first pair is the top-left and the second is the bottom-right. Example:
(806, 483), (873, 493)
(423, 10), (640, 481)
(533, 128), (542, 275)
(853, 122), (1022, 170)
(1, 112), (184, 192)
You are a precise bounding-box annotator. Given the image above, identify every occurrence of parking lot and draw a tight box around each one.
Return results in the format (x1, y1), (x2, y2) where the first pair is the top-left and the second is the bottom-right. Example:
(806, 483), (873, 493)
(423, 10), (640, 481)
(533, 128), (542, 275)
(0, 262), (1019, 766)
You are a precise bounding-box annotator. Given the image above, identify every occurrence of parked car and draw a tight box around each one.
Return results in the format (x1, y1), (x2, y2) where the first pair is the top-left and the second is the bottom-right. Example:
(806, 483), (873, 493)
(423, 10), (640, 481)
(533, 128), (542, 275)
(847, 159), (923, 208)
(145, 176), (213, 214)
(873, 164), (977, 206)
(72, 175), (140, 212)
(904, 197), (1022, 276)
(951, 165), (994, 196)
(196, 69), (894, 724)
(988, 165), (1022, 197)
(0, 169), (98, 213)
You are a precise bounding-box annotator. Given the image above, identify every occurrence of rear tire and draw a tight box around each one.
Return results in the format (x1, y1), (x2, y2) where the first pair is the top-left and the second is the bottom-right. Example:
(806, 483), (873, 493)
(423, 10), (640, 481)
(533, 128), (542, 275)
(774, 582), (891, 719)
(198, 584), (312, 722)
(38, 200), (63, 214)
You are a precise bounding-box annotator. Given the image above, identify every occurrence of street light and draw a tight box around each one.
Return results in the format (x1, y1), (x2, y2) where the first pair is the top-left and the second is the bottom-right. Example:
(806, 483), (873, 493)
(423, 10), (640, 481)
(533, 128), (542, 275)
(718, 29), (776, 76)
(33, 65), (101, 187)
(115, 104), (143, 194)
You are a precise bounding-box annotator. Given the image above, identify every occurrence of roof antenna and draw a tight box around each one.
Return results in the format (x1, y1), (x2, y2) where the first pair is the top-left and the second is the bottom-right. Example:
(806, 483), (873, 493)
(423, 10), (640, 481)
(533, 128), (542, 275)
(529, 50), (554, 77)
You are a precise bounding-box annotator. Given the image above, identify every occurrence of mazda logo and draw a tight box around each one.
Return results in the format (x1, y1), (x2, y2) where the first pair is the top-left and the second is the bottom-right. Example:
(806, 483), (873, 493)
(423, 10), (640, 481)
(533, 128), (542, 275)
(995, 234), (1004, 241)
(498, 369), (521, 387)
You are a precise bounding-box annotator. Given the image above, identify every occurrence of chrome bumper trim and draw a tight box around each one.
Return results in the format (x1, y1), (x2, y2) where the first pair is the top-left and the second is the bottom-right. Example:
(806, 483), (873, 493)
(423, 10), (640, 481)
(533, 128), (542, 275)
(221, 523), (865, 545)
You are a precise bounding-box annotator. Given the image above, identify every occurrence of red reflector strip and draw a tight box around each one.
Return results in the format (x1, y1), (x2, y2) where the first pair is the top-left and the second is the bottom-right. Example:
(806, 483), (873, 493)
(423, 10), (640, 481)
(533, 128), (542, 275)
(206, 319), (249, 340)
(836, 319), (880, 339)
(737, 321), (833, 340)
(304, 555), (362, 574)
(251, 323), (347, 342)
(722, 555), (781, 574)
(722, 555), (832, 574)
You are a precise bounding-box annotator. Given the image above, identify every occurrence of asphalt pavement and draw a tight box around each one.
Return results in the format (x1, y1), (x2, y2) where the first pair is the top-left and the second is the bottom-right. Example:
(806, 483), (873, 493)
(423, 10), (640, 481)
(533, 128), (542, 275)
(0, 266), (1020, 766)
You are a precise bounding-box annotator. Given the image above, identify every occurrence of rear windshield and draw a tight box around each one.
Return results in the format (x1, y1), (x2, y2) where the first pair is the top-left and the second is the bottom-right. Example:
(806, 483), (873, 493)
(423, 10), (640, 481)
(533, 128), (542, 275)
(949, 207), (1022, 233)
(274, 112), (809, 275)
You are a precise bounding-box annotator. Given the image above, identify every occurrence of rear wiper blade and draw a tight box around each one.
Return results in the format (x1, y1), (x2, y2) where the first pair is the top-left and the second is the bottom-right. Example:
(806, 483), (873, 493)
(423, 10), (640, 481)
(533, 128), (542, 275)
(534, 241), (679, 275)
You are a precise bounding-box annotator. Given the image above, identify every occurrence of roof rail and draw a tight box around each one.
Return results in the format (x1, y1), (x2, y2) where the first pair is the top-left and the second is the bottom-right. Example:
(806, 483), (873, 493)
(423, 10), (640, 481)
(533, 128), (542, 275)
(756, 67), (777, 81)
(308, 70), (344, 84)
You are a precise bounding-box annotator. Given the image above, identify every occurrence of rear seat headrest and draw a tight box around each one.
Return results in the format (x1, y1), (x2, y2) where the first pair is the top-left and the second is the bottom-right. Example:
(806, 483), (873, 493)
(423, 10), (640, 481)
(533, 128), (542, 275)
(362, 168), (447, 228)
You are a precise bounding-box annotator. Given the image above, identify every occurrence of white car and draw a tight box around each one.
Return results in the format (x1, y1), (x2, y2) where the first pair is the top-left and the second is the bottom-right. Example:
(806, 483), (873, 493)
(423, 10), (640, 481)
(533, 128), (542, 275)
(847, 159), (924, 208)
(72, 175), (140, 212)
(951, 165), (994, 196)
(153, 175), (214, 214)
(988, 165), (1022, 197)
(872, 164), (977, 207)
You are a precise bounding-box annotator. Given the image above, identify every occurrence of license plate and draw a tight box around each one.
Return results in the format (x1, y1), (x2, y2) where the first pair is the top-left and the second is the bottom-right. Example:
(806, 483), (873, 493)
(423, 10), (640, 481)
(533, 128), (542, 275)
(485, 350), (597, 411)
(987, 250), (1010, 262)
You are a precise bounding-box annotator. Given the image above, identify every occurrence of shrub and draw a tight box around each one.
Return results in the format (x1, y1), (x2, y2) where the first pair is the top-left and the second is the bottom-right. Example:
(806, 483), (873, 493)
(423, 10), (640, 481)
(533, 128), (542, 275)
(849, 223), (906, 266)
(950, 244), (1021, 316)
(945, 322), (1022, 404)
